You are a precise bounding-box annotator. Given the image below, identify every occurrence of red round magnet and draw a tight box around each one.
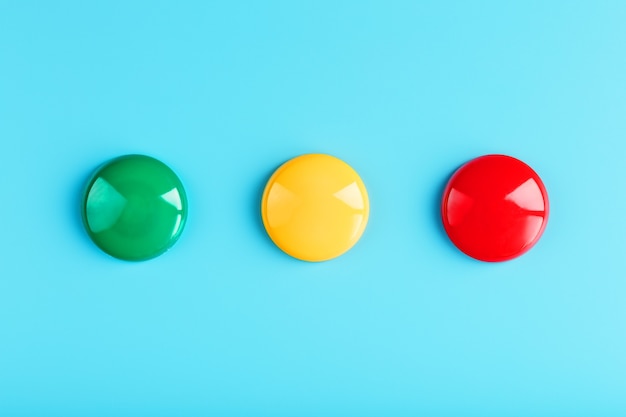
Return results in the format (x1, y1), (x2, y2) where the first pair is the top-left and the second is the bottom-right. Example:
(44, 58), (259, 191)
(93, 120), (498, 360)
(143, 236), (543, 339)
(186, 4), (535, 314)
(441, 154), (549, 262)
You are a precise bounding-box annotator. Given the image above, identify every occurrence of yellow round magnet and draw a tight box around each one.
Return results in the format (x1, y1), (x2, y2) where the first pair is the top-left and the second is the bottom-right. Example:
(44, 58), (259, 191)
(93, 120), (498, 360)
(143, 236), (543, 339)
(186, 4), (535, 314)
(261, 153), (369, 262)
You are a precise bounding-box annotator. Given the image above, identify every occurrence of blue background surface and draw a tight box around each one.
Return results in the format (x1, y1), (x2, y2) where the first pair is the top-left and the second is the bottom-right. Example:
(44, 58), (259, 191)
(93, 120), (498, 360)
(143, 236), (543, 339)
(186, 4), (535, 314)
(1, 1), (625, 415)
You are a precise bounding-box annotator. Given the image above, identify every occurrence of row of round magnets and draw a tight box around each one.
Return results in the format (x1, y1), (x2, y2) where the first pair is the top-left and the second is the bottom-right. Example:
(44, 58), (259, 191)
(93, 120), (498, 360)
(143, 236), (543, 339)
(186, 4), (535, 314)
(82, 153), (549, 262)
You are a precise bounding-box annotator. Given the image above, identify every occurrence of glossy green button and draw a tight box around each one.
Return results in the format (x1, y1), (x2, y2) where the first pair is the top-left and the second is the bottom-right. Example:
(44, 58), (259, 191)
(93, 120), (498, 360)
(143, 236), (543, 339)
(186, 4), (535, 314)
(82, 154), (188, 261)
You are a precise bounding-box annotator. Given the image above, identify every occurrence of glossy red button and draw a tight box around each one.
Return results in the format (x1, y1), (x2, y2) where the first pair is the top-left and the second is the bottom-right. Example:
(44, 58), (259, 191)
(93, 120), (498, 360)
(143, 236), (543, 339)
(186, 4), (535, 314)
(441, 154), (549, 262)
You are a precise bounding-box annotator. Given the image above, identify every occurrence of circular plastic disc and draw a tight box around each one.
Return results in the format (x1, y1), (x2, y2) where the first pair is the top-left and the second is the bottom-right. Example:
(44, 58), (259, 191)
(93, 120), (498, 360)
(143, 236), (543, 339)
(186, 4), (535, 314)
(82, 154), (188, 261)
(261, 154), (369, 262)
(441, 154), (549, 262)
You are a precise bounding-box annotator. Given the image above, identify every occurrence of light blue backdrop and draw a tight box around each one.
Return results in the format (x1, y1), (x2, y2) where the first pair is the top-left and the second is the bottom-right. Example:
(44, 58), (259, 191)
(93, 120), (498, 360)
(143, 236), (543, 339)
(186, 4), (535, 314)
(1, 1), (625, 415)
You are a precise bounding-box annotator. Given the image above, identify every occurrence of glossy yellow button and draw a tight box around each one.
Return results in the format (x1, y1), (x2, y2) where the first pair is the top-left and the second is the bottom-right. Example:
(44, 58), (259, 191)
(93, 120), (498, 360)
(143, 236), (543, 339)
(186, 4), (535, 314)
(261, 154), (369, 262)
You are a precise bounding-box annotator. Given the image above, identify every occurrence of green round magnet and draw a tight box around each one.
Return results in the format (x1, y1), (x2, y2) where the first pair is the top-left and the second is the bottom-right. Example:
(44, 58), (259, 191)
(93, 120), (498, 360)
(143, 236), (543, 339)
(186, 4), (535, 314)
(82, 154), (188, 261)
